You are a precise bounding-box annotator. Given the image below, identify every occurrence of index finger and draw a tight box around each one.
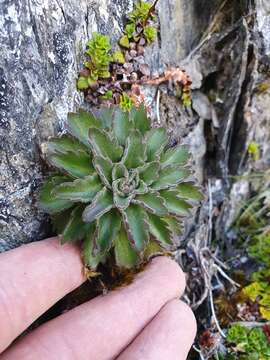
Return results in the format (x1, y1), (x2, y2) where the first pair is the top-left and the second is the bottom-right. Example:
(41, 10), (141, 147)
(0, 237), (85, 353)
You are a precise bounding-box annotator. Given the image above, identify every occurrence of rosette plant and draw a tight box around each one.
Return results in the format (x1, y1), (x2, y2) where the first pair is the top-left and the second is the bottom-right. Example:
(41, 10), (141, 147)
(40, 106), (202, 270)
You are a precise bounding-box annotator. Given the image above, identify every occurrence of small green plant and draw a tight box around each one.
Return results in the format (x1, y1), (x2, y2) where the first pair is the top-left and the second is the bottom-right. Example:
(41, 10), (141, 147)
(77, 1), (159, 106)
(120, 1), (157, 48)
(119, 92), (134, 112)
(112, 50), (125, 64)
(243, 280), (270, 320)
(77, 33), (112, 89)
(143, 26), (157, 44)
(40, 106), (202, 270)
(248, 142), (260, 161)
(227, 324), (270, 359)
(127, 1), (152, 23)
(234, 175), (270, 321)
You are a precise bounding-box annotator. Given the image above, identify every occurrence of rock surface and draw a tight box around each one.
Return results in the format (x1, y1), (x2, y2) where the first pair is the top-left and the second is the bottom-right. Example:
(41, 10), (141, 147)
(0, 0), (220, 251)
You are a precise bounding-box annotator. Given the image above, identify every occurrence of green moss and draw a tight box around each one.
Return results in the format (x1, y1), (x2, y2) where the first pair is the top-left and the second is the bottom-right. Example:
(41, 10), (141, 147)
(227, 324), (270, 359)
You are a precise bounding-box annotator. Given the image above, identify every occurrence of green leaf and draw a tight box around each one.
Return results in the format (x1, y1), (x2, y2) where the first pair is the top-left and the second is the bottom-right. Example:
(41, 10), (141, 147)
(114, 225), (139, 268)
(176, 182), (203, 201)
(112, 163), (128, 181)
(143, 240), (164, 261)
(134, 192), (168, 216)
(160, 146), (190, 168)
(39, 176), (74, 214)
(160, 190), (192, 216)
(82, 188), (114, 223)
(119, 35), (130, 48)
(147, 213), (173, 248)
(139, 162), (159, 185)
(96, 209), (121, 253)
(93, 156), (113, 188)
(52, 208), (74, 234)
(47, 135), (88, 155)
(112, 108), (133, 146)
(143, 26), (157, 44)
(94, 107), (114, 129)
(112, 50), (125, 64)
(114, 193), (133, 210)
(162, 216), (182, 237)
(52, 175), (102, 203)
(123, 204), (149, 252)
(67, 110), (101, 146)
(123, 130), (145, 169)
(88, 127), (123, 162)
(62, 206), (89, 243)
(83, 223), (104, 270)
(125, 23), (136, 38)
(133, 180), (148, 195)
(77, 76), (89, 90)
(112, 178), (133, 210)
(151, 167), (190, 190)
(47, 151), (94, 178)
(145, 128), (168, 161)
(130, 104), (151, 135)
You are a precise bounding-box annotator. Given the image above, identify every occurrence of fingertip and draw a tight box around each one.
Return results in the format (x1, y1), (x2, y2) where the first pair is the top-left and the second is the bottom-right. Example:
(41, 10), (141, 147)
(147, 256), (186, 297)
(166, 299), (197, 341)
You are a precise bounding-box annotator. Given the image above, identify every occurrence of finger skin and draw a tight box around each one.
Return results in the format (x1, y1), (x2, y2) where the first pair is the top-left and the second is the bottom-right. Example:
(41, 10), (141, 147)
(0, 237), (85, 353)
(117, 300), (197, 360)
(1, 257), (186, 360)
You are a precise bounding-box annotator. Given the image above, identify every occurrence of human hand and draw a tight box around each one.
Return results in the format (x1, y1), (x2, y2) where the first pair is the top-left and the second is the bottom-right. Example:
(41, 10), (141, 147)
(0, 237), (196, 360)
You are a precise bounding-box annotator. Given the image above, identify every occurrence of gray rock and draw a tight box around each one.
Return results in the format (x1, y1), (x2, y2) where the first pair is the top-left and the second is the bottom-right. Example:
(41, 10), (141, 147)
(0, 0), (220, 251)
(0, 0), (262, 251)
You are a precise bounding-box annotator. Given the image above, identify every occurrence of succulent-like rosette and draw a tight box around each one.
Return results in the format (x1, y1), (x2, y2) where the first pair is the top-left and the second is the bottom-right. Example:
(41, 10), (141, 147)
(40, 106), (202, 269)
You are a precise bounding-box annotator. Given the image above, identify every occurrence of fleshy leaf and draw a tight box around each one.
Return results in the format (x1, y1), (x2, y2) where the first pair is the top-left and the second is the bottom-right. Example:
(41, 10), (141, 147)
(47, 151), (94, 178)
(112, 108), (133, 146)
(134, 192), (168, 216)
(93, 156), (113, 188)
(88, 127), (123, 162)
(163, 216), (182, 237)
(94, 107), (114, 129)
(160, 146), (190, 168)
(130, 104), (151, 135)
(112, 163), (128, 181)
(83, 223), (105, 270)
(133, 180), (148, 195)
(139, 162), (159, 185)
(52, 175), (102, 203)
(151, 167), (190, 190)
(123, 130), (145, 169)
(145, 128), (168, 161)
(96, 209), (121, 253)
(67, 110), (101, 146)
(114, 225), (139, 268)
(143, 240), (164, 261)
(82, 188), (114, 223)
(62, 206), (89, 243)
(176, 182), (203, 201)
(160, 190), (192, 216)
(123, 204), (149, 252)
(114, 193), (133, 210)
(112, 179), (133, 210)
(47, 135), (88, 155)
(39, 176), (74, 214)
(147, 212), (173, 248)
(52, 208), (74, 234)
